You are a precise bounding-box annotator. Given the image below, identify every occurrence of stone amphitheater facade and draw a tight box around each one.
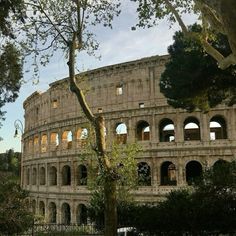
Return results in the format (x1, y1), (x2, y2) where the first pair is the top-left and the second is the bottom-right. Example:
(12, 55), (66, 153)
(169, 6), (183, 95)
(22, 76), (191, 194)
(22, 55), (236, 225)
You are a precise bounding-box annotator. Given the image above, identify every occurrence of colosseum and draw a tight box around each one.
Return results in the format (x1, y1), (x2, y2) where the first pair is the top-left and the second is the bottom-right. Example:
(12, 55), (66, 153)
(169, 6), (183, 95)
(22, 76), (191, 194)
(22, 55), (236, 225)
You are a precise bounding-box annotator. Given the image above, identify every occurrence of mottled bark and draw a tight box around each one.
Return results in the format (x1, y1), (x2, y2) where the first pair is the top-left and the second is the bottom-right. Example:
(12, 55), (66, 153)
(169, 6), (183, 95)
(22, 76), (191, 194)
(219, 0), (236, 67)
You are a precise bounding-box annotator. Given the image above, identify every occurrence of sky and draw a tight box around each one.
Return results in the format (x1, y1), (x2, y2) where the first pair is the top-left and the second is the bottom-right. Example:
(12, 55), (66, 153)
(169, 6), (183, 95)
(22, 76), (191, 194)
(0, 1), (197, 153)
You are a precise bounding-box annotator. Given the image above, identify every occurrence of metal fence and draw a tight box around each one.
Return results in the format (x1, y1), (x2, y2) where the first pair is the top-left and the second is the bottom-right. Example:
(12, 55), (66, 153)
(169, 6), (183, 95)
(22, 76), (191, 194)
(16, 224), (103, 236)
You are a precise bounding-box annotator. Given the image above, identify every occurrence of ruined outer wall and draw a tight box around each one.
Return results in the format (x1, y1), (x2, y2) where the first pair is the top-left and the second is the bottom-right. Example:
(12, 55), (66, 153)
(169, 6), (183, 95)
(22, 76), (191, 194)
(22, 55), (236, 224)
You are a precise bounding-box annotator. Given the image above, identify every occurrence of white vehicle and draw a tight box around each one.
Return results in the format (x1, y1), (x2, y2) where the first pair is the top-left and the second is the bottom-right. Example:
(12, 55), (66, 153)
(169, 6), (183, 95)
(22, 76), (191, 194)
(117, 227), (139, 236)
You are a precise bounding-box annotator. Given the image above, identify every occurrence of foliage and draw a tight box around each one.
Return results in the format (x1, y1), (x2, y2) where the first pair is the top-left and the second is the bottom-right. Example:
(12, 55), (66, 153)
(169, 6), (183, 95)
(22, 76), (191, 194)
(0, 43), (23, 127)
(87, 142), (141, 229)
(0, 0), (25, 38)
(160, 24), (236, 112)
(0, 0), (25, 127)
(87, 143), (141, 227)
(0, 149), (21, 176)
(0, 173), (33, 235)
(95, 160), (236, 235)
(132, 0), (236, 69)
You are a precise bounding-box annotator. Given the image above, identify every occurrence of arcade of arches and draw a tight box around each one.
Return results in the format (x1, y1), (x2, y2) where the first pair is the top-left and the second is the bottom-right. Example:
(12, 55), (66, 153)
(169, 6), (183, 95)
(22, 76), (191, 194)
(24, 115), (228, 154)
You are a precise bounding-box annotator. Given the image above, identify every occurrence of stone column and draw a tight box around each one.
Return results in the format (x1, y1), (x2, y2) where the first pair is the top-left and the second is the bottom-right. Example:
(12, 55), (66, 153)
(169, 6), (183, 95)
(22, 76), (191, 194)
(71, 200), (77, 224)
(151, 114), (157, 143)
(201, 113), (209, 142)
(127, 117), (135, 143)
(175, 113), (184, 142)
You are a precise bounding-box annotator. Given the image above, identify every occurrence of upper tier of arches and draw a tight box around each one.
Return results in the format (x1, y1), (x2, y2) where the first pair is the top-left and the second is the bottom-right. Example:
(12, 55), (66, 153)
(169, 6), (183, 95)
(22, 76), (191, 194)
(23, 114), (229, 156)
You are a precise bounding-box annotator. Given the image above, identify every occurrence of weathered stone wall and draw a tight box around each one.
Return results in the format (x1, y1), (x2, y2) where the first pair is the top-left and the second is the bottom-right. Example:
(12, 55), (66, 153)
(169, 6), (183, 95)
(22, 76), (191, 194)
(22, 55), (236, 224)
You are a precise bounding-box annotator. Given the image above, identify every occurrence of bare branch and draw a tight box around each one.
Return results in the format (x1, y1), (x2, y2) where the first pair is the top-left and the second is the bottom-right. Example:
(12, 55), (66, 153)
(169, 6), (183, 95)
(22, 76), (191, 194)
(25, 1), (69, 45)
(68, 33), (94, 123)
(36, 33), (60, 52)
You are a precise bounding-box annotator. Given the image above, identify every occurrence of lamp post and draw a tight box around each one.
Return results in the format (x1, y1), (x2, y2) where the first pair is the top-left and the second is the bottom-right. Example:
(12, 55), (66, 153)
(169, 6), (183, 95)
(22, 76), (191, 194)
(14, 119), (24, 187)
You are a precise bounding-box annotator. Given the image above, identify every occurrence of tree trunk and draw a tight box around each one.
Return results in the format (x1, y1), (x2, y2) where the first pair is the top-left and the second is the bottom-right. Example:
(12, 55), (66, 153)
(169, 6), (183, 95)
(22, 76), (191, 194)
(220, 0), (236, 60)
(68, 35), (118, 236)
(104, 178), (117, 236)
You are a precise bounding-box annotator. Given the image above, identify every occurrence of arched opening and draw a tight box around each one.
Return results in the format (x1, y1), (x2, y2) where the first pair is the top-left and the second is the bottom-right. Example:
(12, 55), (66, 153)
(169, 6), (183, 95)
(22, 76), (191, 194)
(50, 132), (59, 150)
(77, 165), (87, 186)
(28, 139), (33, 153)
(160, 161), (177, 185)
(137, 162), (151, 186)
(61, 165), (71, 186)
(213, 159), (228, 169)
(186, 161), (202, 185)
(48, 166), (57, 186)
(31, 200), (36, 214)
(136, 121), (150, 141)
(39, 201), (45, 218)
(76, 204), (87, 225)
(32, 168), (37, 185)
(61, 203), (71, 225)
(49, 202), (57, 224)
(34, 136), (39, 153)
(62, 130), (73, 149)
(115, 123), (127, 144)
(39, 167), (46, 185)
(210, 116), (227, 140)
(159, 119), (175, 142)
(41, 134), (48, 153)
(184, 117), (200, 141)
(77, 127), (88, 148)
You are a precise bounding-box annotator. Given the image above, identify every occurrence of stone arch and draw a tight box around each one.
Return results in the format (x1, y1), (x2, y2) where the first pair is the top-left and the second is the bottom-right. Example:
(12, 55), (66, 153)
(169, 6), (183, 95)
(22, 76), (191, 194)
(50, 132), (59, 150)
(76, 204), (87, 225)
(48, 166), (57, 186)
(28, 139), (33, 153)
(34, 136), (39, 153)
(184, 117), (200, 141)
(39, 201), (45, 218)
(61, 202), (71, 225)
(62, 130), (73, 149)
(41, 134), (48, 153)
(136, 120), (150, 141)
(39, 167), (46, 185)
(115, 122), (127, 144)
(32, 167), (37, 185)
(137, 162), (151, 186)
(186, 160), (202, 185)
(31, 199), (36, 214)
(210, 115), (227, 140)
(213, 159), (228, 169)
(48, 202), (57, 224)
(76, 127), (88, 148)
(77, 165), (87, 186)
(160, 161), (177, 186)
(159, 118), (175, 142)
(61, 165), (71, 186)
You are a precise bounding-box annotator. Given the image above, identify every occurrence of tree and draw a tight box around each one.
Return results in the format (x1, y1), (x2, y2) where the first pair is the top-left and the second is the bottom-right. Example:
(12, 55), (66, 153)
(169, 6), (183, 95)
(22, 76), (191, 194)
(87, 143), (140, 229)
(0, 0), (25, 37)
(132, 0), (236, 69)
(0, 173), (33, 235)
(0, 149), (21, 176)
(0, 0), (24, 128)
(160, 24), (236, 111)
(15, 1), (122, 235)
